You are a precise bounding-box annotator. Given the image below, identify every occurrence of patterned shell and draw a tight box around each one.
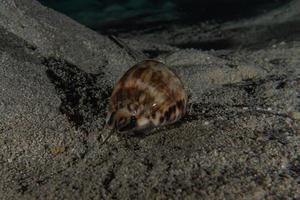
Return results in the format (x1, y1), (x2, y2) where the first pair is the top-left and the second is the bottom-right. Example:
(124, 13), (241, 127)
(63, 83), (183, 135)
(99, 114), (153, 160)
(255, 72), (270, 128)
(106, 60), (187, 133)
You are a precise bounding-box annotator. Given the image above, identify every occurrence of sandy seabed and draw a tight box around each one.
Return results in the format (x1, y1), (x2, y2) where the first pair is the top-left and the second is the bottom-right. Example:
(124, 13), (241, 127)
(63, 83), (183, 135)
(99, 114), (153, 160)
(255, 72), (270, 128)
(0, 0), (300, 199)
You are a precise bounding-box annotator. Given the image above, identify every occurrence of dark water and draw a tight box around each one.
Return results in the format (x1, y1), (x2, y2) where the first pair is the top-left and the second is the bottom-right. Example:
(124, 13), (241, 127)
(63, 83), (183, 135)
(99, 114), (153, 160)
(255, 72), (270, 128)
(38, 0), (291, 33)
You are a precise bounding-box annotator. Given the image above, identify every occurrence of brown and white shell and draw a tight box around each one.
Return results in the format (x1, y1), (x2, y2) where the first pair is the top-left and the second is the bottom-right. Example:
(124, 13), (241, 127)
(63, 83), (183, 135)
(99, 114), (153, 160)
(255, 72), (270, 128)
(106, 60), (187, 133)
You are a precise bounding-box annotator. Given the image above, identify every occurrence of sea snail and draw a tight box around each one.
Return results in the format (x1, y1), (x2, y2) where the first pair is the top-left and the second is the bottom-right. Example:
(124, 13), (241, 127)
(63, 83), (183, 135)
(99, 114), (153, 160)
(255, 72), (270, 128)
(105, 60), (188, 134)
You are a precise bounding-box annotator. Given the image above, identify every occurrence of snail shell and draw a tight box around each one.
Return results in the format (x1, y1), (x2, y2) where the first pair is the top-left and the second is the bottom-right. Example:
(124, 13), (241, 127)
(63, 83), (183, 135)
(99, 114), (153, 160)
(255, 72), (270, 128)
(106, 60), (188, 133)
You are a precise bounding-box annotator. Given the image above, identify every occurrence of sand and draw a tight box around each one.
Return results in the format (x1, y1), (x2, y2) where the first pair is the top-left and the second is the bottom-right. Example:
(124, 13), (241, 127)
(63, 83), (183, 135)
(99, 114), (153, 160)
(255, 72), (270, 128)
(0, 0), (300, 199)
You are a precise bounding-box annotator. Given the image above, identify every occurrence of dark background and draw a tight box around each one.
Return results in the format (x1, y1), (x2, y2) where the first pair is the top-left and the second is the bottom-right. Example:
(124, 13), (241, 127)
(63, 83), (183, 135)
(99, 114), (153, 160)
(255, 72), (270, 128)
(38, 0), (291, 32)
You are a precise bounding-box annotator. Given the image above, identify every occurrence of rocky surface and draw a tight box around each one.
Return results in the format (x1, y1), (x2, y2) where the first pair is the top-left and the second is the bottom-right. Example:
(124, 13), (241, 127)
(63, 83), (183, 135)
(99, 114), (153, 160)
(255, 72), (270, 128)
(0, 0), (300, 199)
